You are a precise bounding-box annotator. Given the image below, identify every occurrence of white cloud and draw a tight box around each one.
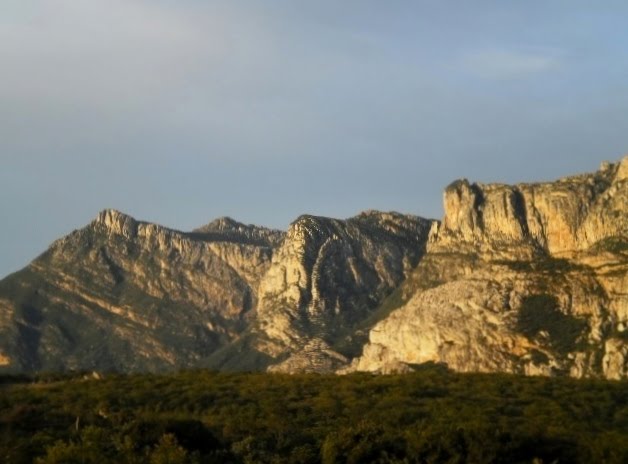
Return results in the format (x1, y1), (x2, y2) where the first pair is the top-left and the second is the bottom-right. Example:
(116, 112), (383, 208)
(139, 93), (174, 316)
(461, 49), (560, 79)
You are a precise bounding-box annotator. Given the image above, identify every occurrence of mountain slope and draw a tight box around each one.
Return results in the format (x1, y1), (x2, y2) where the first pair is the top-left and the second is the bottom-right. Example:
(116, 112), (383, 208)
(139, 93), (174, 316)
(0, 209), (431, 373)
(0, 210), (280, 372)
(348, 156), (628, 378)
(0, 157), (625, 377)
(253, 211), (433, 372)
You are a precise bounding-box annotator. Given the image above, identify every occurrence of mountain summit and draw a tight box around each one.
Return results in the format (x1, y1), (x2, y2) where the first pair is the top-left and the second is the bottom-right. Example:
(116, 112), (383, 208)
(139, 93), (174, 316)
(348, 156), (627, 378)
(0, 157), (626, 378)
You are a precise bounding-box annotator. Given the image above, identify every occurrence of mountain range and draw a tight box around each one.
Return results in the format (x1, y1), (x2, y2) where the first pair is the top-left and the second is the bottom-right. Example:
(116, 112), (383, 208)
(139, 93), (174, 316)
(1, 156), (626, 379)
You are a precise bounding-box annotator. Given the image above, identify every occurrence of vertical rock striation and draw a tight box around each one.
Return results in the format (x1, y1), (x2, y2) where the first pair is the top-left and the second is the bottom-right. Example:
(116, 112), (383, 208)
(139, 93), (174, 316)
(0, 208), (433, 374)
(349, 156), (628, 379)
(0, 156), (625, 377)
(255, 211), (433, 372)
(0, 210), (282, 372)
(433, 156), (627, 255)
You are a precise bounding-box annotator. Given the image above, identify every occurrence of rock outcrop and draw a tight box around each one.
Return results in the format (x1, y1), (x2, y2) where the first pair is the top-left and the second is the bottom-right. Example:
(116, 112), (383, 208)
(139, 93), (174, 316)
(0, 157), (625, 377)
(0, 210), (280, 372)
(0, 209), (432, 373)
(433, 157), (627, 255)
(254, 211), (433, 372)
(347, 157), (628, 379)
(193, 216), (285, 248)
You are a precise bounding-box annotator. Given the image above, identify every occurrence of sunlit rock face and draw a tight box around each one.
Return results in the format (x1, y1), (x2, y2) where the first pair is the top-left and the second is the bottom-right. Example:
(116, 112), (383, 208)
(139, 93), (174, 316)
(0, 211), (283, 372)
(0, 157), (625, 377)
(255, 211), (434, 371)
(0, 208), (433, 374)
(349, 157), (628, 379)
(434, 156), (627, 255)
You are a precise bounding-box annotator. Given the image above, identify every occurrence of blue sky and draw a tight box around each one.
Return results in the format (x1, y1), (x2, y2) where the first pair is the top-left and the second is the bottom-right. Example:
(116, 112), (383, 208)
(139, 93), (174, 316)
(2, 1), (628, 277)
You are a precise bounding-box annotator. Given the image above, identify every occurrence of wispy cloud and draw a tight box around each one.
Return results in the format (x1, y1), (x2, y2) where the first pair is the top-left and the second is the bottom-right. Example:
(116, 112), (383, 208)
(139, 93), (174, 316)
(461, 49), (560, 79)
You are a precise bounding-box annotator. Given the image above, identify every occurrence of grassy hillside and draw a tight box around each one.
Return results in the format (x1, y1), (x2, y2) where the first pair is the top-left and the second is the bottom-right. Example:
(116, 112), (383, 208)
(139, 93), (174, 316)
(1, 368), (627, 463)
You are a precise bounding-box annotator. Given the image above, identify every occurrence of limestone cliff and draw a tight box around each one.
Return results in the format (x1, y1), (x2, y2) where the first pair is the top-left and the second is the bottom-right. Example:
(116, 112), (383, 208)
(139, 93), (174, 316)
(348, 157), (628, 379)
(255, 211), (433, 372)
(433, 157), (627, 255)
(0, 209), (431, 374)
(0, 157), (625, 376)
(0, 210), (280, 372)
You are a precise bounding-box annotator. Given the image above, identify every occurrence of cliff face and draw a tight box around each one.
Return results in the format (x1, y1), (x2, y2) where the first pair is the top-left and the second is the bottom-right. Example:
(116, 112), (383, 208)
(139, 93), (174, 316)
(255, 211), (433, 372)
(348, 157), (628, 379)
(0, 157), (625, 377)
(0, 209), (431, 374)
(434, 157), (627, 255)
(0, 210), (280, 372)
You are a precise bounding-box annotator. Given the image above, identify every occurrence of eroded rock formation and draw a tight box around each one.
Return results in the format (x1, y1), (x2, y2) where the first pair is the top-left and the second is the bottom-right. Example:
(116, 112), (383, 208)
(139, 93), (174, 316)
(348, 157), (628, 379)
(255, 211), (433, 372)
(0, 157), (625, 378)
(0, 210), (281, 372)
(0, 209), (431, 373)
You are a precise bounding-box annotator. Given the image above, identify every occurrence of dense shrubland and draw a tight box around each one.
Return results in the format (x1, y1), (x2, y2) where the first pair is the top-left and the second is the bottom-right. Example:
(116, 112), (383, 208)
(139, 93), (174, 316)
(1, 367), (626, 463)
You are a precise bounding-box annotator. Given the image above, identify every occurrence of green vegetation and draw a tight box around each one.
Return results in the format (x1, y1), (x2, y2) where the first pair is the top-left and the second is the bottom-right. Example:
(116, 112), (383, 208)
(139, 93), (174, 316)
(1, 369), (627, 463)
(516, 295), (588, 355)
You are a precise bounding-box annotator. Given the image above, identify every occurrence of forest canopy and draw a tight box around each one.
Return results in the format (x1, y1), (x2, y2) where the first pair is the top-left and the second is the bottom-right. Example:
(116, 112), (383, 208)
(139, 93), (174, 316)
(1, 367), (627, 463)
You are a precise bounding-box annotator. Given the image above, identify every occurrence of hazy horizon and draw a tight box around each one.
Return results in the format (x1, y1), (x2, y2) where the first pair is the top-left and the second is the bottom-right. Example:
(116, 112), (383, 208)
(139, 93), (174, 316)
(2, 1), (628, 278)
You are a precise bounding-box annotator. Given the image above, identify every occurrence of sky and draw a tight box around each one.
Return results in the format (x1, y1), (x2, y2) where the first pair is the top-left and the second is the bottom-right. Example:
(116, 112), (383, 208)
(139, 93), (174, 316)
(2, 1), (628, 278)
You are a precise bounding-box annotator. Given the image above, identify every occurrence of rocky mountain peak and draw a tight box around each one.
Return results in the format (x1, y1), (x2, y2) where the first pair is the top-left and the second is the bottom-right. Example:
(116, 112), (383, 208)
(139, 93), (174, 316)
(433, 158), (627, 255)
(93, 209), (139, 238)
(0, 156), (625, 378)
(197, 216), (247, 233)
(255, 211), (433, 367)
(285, 214), (342, 243)
(0, 208), (282, 373)
(615, 154), (628, 181)
(348, 156), (628, 379)
(194, 217), (284, 248)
